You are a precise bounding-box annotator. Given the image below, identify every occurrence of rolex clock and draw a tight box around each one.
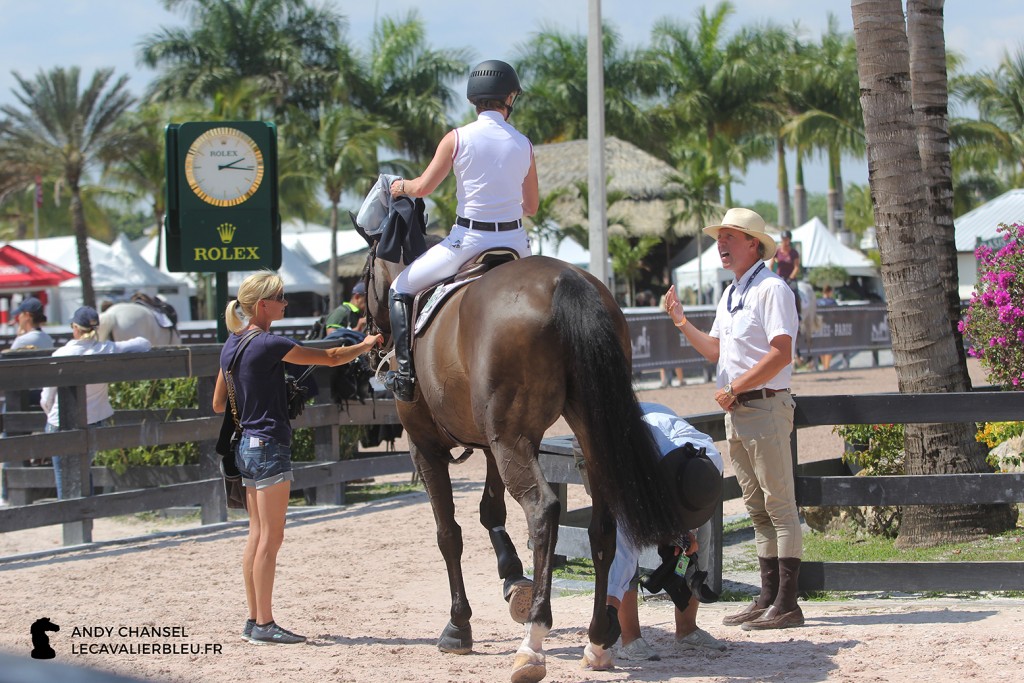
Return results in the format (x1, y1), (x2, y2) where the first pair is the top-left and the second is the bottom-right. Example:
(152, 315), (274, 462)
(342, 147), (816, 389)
(164, 121), (281, 273)
(184, 126), (265, 207)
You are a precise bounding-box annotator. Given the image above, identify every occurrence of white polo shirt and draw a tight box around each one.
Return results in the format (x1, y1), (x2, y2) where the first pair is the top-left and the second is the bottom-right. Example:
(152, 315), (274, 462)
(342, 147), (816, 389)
(710, 260), (798, 391)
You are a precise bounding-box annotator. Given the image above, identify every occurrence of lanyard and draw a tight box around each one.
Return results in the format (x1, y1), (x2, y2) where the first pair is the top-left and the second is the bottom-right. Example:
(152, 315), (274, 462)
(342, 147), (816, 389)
(727, 262), (766, 313)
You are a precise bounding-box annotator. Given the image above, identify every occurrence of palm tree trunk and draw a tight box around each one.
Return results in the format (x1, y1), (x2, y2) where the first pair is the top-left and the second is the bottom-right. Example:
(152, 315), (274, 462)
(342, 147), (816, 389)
(852, 0), (1015, 548)
(826, 145), (839, 233)
(70, 187), (96, 310)
(794, 149), (807, 226)
(907, 0), (967, 369)
(777, 137), (792, 228)
(329, 202), (340, 310)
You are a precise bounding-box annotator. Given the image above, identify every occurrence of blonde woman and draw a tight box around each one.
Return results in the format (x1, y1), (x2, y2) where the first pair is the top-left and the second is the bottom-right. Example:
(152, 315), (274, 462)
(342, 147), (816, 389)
(40, 306), (152, 498)
(212, 271), (381, 645)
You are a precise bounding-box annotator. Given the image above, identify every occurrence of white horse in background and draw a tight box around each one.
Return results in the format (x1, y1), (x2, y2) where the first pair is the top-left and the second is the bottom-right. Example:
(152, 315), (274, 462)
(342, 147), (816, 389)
(98, 298), (182, 347)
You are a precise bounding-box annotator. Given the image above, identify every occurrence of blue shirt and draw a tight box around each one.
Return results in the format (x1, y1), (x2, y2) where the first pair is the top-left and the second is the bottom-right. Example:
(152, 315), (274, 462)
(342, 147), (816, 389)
(220, 331), (297, 445)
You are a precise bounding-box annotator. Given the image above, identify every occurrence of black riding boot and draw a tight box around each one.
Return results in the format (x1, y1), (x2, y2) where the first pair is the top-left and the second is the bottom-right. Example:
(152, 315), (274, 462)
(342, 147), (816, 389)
(383, 292), (416, 402)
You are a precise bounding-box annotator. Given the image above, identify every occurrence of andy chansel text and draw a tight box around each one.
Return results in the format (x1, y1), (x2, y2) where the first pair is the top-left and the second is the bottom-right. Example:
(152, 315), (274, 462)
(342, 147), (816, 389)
(69, 625), (223, 656)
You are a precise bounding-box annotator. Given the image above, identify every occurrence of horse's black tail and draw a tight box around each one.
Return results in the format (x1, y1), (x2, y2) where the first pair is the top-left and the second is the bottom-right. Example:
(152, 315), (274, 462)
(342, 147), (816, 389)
(552, 270), (687, 548)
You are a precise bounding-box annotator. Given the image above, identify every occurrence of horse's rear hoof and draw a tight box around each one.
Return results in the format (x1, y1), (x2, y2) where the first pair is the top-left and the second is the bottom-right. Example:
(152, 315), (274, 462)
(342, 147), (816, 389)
(511, 652), (546, 683)
(580, 643), (614, 671)
(505, 578), (534, 625)
(437, 620), (472, 654)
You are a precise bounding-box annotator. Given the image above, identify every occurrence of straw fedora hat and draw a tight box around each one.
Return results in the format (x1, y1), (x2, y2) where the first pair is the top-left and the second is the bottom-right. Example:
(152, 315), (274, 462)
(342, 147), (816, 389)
(702, 208), (778, 261)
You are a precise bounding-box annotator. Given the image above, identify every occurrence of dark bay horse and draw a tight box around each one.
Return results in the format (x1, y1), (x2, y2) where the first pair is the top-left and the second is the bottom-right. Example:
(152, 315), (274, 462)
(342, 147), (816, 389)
(359, 236), (690, 683)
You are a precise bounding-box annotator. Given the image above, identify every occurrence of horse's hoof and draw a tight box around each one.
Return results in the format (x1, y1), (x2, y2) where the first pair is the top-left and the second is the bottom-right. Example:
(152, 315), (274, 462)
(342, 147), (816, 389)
(580, 642), (614, 671)
(505, 578), (534, 625)
(437, 620), (472, 654)
(511, 652), (546, 683)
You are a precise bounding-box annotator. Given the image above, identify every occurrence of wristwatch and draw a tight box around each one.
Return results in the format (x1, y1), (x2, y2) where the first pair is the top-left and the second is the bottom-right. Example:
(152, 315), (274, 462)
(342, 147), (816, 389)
(723, 383), (735, 398)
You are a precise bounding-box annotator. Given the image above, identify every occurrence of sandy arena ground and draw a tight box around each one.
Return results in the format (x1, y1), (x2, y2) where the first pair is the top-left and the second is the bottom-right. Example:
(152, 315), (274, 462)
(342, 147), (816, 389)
(2, 360), (1023, 682)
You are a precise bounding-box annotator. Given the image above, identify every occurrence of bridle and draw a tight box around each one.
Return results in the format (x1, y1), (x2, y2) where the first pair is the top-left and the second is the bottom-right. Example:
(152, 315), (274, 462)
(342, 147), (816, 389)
(361, 240), (393, 374)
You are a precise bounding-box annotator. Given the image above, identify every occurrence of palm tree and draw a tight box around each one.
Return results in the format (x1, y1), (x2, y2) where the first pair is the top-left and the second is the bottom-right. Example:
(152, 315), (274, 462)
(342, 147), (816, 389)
(348, 12), (469, 165)
(0, 66), (137, 308)
(514, 23), (658, 147)
(291, 106), (397, 308)
(951, 45), (1024, 189)
(649, 2), (779, 203)
(851, 0), (1015, 548)
(782, 16), (864, 234)
(140, 0), (344, 116)
(103, 103), (174, 268)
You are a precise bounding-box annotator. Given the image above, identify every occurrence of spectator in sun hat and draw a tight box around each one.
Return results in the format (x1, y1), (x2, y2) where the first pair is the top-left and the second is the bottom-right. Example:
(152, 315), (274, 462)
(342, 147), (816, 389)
(40, 306), (152, 498)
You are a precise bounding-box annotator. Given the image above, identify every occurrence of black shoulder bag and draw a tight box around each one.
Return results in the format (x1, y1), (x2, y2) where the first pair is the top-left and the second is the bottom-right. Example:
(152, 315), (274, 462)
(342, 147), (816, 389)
(215, 330), (261, 509)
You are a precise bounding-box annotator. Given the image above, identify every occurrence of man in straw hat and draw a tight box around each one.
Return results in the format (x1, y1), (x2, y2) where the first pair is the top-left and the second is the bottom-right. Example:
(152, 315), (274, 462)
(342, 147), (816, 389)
(662, 207), (804, 630)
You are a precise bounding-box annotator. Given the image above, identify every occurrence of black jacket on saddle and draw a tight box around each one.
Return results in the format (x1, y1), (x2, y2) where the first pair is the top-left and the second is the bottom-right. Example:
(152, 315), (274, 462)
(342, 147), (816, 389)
(378, 195), (428, 264)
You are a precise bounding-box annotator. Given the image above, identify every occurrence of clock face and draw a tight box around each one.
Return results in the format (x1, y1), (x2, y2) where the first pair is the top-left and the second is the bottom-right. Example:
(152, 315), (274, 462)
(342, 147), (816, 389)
(184, 127), (265, 207)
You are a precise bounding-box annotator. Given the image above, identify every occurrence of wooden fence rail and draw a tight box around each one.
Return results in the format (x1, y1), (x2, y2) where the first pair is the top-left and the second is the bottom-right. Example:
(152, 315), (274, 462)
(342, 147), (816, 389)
(0, 344), (410, 548)
(541, 390), (1024, 594)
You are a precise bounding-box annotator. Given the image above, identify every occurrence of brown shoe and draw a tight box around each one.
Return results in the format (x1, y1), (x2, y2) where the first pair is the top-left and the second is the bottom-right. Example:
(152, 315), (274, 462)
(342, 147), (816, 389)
(722, 601), (767, 626)
(740, 604), (805, 630)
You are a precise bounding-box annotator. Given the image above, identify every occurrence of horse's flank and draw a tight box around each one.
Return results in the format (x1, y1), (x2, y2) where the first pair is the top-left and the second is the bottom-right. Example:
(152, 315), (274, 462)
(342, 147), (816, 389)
(98, 301), (182, 346)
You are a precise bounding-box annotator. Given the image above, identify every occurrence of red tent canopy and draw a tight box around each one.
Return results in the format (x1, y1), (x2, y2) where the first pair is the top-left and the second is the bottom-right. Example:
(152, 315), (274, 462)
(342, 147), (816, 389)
(0, 244), (77, 289)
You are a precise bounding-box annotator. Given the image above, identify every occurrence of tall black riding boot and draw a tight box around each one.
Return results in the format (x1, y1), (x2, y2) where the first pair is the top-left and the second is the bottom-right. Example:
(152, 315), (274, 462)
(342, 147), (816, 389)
(383, 292), (416, 402)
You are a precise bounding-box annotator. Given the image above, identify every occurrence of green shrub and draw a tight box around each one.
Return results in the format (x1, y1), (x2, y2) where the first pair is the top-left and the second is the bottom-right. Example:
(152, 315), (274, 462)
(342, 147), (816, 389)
(977, 421), (1024, 471)
(833, 423), (905, 475)
(96, 378), (199, 473)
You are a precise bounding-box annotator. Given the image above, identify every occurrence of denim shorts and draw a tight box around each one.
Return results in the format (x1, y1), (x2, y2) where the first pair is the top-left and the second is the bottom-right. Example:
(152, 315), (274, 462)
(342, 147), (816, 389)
(235, 436), (293, 489)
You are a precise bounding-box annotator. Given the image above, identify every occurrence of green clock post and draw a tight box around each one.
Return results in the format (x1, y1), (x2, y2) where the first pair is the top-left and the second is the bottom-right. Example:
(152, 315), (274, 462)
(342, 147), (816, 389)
(164, 121), (281, 341)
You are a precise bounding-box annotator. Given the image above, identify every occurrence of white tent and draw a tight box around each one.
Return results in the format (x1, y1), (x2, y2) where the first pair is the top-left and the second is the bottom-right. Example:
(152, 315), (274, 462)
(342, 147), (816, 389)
(280, 218), (370, 269)
(136, 232), (331, 297)
(672, 217), (879, 301)
(952, 188), (1024, 300)
(57, 234), (193, 323)
(7, 235), (192, 323)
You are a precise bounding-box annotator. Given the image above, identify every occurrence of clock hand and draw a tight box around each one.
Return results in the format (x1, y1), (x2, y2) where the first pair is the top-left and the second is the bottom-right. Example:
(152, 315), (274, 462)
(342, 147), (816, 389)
(218, 158), (254, 171)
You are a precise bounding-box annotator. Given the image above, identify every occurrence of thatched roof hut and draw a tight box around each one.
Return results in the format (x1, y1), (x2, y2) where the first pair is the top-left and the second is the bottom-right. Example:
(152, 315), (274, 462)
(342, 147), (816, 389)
(532, 136), (702, 239)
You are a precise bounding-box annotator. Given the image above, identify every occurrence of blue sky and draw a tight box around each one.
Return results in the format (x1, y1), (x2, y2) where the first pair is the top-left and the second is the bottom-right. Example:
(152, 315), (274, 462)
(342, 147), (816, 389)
(1, 0), (1021, 203)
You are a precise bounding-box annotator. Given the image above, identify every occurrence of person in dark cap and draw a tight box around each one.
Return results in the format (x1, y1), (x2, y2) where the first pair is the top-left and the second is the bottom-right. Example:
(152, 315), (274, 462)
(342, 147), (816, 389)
(8, 296), (54, 351)
(323, 281), (367, 333)
(39, 306), (152, 498)
(603, 402), (727, 665)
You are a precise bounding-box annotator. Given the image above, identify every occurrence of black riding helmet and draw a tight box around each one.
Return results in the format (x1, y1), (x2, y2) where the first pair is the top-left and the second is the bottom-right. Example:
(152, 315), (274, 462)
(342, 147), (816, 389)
(467, 59), (522, 112)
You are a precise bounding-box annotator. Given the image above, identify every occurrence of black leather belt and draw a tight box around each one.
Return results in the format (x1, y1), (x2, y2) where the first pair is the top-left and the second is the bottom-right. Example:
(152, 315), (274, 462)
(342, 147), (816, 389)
(456, 216), (521, 232)
(735, 388), (788, 403)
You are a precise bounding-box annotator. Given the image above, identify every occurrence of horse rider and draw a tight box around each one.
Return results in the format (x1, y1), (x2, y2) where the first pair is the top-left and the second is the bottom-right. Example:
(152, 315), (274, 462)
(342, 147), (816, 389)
(385, 59), (539, 401)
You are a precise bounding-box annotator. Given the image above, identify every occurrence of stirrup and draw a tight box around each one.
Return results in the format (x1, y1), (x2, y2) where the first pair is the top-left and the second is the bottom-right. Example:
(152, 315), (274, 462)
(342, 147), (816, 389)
(384, 371), (416, 402)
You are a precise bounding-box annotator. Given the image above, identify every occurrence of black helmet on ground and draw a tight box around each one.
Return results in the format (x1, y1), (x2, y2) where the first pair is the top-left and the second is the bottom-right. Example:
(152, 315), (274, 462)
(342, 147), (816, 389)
(467, 59), (522, 110)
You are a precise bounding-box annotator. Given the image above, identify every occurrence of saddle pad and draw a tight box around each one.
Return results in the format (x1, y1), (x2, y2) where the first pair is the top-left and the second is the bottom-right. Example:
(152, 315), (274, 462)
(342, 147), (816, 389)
(413, 276), (481, 336)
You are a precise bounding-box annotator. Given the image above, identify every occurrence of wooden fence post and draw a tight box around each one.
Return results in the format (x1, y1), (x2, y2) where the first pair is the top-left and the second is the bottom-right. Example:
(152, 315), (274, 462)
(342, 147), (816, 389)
(196, 376), (227, 524)
(56, 384), (91, 545)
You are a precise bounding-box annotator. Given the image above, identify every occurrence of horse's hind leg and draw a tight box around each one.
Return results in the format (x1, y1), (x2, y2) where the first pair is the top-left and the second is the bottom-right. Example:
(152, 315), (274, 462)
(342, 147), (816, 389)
(411, 441), (474, 654)
(481, 451), (533, 624)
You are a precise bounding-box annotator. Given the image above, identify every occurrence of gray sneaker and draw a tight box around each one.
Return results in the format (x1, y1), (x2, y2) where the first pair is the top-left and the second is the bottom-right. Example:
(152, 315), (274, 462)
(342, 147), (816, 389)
(241, 619), (256, 641)
(676, 627), (727, 653)
(619, 637), (661, 661)
(249, 621), (306, 645)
